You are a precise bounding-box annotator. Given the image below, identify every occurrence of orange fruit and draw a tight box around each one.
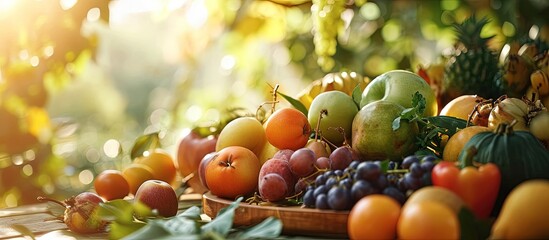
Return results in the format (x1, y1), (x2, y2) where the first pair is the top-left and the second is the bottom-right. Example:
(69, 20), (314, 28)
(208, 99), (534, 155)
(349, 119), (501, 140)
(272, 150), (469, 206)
(443, 126), (490, 162)
(94, 170), (130, 200)
(398, 201), (460, 240)
(135, 149), (177, 185)
(440, 95), (486, 121)
(123, 163), (155, 195)
(264, 108), (311, 151)
(205, 146), (260, 199)
(348, 195), (401, 240)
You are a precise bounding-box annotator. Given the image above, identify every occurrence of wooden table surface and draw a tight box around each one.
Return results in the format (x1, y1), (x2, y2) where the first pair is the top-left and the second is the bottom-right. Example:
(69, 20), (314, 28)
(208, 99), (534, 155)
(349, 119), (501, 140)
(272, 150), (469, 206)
(0, 194), (204, 240)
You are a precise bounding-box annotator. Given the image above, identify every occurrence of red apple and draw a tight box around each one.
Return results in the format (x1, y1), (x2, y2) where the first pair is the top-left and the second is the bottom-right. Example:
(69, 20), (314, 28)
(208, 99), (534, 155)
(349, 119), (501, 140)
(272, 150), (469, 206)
(177, 130), (217, 194)
(134, 180), (178, 217)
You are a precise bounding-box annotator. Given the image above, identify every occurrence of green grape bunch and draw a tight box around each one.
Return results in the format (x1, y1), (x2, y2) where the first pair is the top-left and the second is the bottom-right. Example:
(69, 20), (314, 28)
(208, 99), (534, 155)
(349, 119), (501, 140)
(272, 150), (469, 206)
(311, 0), (347, 72)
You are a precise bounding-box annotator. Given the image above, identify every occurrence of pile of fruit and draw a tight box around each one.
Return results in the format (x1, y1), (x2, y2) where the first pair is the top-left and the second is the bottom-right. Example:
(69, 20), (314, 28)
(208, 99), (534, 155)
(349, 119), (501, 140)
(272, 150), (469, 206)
(38, 15), (549, 239)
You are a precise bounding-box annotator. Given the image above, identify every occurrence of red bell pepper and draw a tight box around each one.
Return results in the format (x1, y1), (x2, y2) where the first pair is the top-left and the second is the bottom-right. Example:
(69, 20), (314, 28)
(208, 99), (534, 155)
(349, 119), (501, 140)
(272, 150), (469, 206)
(432, 147), (501, 219)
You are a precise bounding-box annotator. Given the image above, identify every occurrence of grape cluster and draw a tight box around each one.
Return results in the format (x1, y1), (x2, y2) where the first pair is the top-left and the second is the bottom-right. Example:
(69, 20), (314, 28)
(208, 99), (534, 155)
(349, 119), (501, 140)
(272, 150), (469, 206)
(311, 0), (346, 71)
(302, 155), (438, 210)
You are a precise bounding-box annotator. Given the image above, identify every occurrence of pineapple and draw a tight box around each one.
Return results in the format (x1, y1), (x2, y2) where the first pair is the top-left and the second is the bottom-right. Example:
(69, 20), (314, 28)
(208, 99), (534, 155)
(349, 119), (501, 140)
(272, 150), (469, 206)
(442, 16), (503, 104)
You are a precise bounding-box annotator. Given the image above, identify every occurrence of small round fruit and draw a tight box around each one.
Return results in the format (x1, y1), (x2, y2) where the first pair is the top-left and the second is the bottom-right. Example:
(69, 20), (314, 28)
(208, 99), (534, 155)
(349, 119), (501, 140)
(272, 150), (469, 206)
(259, 158), (296, 194)
(134, 149), (177, 185)
(135, 180), (179, 217)
(94, 170), (130, 200)
(308, 91), (359, 145)
(443, 126), (490, 162)
(205, 146), (261, 199)
(258, 173), (288, 202)
(123, 163), (155, 195)
(348, 194), (401, 240)
(264, 108), (311, 151)
(398, 201), (460, 240)
(289, 148), (316, 178)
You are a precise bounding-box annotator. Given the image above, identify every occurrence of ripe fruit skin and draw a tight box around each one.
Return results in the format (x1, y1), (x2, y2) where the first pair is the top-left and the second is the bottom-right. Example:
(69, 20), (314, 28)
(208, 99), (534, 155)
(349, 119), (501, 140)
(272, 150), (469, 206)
(404, 186), (464, 214)
(177, 131), (217, 194)
(307, 91), (359, 145)
(205, 146), (261, 199)
(348, 195), (401, 240)
(94, 170), (130, 200)
(352, 100), (419, 161)
(134, 180), (179, 217)
(440, 95), (485, 120)
(398, 201), (460, 240)
(259, 158), (296, 195)
(491, 180), (549, 239)
(442, 126), (490, 162)
(361, 70), (438, 116)
(134, 149), (177, 185)
(264, 108), (312, 151)
(215, 117), (266, 156)
(258, 173), (288, 202)
(123, 163), (155, 195)
(198, 152), (217, 189)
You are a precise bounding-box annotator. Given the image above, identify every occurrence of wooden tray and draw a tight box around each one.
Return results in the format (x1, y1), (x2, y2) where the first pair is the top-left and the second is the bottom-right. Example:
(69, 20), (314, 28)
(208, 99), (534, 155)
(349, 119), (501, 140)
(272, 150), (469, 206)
(202, 192), (349, 237)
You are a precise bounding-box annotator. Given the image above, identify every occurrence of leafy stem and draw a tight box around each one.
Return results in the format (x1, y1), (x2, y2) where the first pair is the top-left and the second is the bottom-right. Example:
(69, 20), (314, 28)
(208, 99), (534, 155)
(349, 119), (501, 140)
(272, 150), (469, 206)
(393, 92), (467, 158)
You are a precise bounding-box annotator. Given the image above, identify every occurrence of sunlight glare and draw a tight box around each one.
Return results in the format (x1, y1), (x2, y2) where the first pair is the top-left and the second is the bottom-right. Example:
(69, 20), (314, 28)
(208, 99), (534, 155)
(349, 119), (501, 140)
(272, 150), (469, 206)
(0, 0), (17, 13)
(59, 0), (77, 10)
(186, 0), (208, 28)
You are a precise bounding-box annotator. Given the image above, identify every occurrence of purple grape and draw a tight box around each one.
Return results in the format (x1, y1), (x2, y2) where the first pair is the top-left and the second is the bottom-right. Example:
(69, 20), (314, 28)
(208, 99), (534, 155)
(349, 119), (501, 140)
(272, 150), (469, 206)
(421, 155), (437, 162)
(315, 174), (327, 187)
(403, 173), (422, 190)
(351, 180), (375, 203)
(401, 155), (420, 169)
(409, 162), (424, 178)
(315, 194), (329, 209)
(303, 189), (315, 207)
(327, 186), (352, 210)
(349, 160), (360, 170)
(340, 178), (352, 189)
(420, 161), (436, 172)
(313, 185), (327, 198)
(355, 162), (381, 182)
(374, 175), (389, 190)
(325, 177), (338, 189)
(330, 146), (353, 170)
(383, 186), (406, 205)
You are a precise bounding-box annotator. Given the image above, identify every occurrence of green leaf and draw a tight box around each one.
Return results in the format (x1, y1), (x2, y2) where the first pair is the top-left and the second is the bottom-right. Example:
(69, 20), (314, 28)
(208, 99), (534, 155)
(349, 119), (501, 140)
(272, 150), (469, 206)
(98, 199), (135, 224)
(278, 91), (308, 116)
(352, 84), (363, 109)
(130, 132), (160, 159)
(234, 217), (282, 239)
(177, 206), (201, 220)
(109, 221), (146, 240)
(392, 116), (402, 131)
(457, 207), (491, 240)
(379, 159), (390, 173)
(411, 91), (426, 116)
(425, 116), (467, 137)
(161, 216), (199, 235)
(201, 197), (243, 237)
(122, 221), (171, 240)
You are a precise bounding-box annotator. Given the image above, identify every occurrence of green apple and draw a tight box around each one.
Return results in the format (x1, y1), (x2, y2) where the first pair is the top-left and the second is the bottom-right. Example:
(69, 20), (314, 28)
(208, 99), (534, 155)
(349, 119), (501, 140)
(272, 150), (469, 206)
(308, 91), (359, 146)
(360, 70), (438, 116)
(352, 100), (419, 161)
(215, 116), (266, 156)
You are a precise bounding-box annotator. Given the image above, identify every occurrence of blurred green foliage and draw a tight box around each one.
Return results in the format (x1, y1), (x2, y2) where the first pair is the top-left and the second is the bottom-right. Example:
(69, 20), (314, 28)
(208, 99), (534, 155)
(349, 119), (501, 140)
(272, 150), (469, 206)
(1, 0), (547, 208)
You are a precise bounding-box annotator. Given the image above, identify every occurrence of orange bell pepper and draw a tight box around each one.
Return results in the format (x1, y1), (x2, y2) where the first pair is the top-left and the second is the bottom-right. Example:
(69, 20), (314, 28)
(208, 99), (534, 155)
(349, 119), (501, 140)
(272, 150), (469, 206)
(431, 148), (501, 219)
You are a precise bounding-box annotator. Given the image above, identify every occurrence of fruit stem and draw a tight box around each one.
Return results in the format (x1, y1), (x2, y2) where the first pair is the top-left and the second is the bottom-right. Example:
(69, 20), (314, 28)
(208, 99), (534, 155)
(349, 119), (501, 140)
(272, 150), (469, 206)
(270, 84), (280, 115)
(462, 146), (478, 168)
(314, 109), (327, 141)
(37, 196), (67, 208)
